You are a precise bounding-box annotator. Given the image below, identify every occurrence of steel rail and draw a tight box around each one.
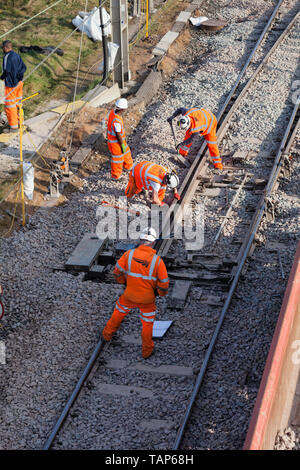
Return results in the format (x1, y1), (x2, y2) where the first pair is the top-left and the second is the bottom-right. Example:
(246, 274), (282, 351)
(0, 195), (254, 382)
(155, 0), (296, 256)
(172, 100), (300, 451)
(210, 173), (249, 249)
(43, 338), (105, 450)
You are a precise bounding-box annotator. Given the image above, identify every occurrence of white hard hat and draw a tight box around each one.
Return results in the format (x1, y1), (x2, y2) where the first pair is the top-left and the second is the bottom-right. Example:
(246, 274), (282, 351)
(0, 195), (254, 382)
(165, 173), (179, 189)
(178, 115), (191, 129)
(140, 227), (157, 242)
(115, 98), (128, 110)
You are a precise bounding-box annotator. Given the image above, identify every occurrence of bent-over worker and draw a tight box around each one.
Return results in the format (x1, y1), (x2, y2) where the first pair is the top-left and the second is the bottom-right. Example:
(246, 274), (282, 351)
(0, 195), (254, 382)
(107, 98), (133, 180)
(125, 160), (180, 207)
(102, 227), (169, 358)
(1, 40), (26, 133)
(167, 106), (223, 169)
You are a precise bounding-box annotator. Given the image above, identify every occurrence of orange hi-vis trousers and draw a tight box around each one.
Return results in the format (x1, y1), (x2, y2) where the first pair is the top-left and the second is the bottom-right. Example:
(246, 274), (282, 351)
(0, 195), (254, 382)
(102, 294), (156, 358)
(110, 144), (133, 180)
(4, 81), (23, 129)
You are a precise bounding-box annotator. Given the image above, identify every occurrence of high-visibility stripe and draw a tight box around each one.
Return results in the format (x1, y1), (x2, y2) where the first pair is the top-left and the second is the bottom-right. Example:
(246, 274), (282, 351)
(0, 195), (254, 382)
(200, 109), (208, 131)
(108, 139), (119, 143)
(140, 316), (154, 323)
(149, 254), (158, 277)
(206, 140), (217, 144)
(111, 156), (124, 163)
(157, 286), (168, 292)
(141, 311), (156, 317)
(116, 262), (126, 273)
(206, 109), (215, 134)
(193, 124), (206, 132)
(116, 301), (130, 313)
(143, 163), (156, 190)
(185, 107), (198, 117)
(158, 277), (169, 283)
(127, 248), (159, 281)
(4, 104), (16, 109)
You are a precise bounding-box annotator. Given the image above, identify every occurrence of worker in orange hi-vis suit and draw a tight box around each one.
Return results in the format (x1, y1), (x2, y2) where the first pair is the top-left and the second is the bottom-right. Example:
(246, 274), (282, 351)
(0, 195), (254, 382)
(167, 106), (223, 170)
(102, 227), (169, 359)
(1, 40), (26, 133)
(125, 160), (180, 207)
(107, 98), (133, 180)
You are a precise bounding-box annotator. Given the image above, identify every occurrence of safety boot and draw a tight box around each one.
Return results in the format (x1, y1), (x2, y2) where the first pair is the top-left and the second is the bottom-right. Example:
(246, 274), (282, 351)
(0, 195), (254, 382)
(214, 163), (223, 171)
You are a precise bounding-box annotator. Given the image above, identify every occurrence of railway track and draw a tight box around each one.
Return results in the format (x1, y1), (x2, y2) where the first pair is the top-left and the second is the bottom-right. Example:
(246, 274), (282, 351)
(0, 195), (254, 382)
(41, 0), (300, 450)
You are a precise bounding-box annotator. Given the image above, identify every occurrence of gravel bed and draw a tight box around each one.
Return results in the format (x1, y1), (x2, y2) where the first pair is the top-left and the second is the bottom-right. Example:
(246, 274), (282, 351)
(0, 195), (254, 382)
(0, 0), (299, 450)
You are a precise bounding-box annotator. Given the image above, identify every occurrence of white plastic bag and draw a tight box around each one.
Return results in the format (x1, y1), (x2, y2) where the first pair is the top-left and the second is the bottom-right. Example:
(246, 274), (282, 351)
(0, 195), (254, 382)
(189, 16), (209, 27)
(23, 162), (34, 200)
(72, 7), (111, 41)
(98, 42), (119, 72)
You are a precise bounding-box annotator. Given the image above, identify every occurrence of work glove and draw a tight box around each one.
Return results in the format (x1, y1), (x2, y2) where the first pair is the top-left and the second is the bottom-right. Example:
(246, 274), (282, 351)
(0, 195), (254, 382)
(173, 192), (181, 201)
(176, 143), (182, 150)
(154, 288), (159, 297)
(167, 116), (173, 123)
(121, 143), (127, 153)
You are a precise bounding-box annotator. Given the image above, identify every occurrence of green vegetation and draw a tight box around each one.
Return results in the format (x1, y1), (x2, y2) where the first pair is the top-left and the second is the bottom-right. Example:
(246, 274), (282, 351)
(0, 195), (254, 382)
(0, 1), (103, 117)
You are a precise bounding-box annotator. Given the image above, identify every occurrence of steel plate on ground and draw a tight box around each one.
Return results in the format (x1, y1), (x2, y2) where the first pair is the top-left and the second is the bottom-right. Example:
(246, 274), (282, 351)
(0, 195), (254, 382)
(200, 19), (228, 31)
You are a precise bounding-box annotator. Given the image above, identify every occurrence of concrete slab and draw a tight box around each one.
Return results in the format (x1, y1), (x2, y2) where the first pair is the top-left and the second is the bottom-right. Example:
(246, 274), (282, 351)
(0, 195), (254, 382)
(65, 233), (107, 271)
(202, 187), (224, 197)
(97, 383), (154, 398)
(172, 22), (186, 34)
(153, 31), (179, 56)
(51, 100), (85, 115)
(176, 11), (191, 23)
(134, 71), (162, 107)
(71, 123), (104, 167)
(86, 83), (121, 108)
(104, 359), (128, 369)
(130, 364), (193, 377)
(83, 84), (107, 103)
(138, 419), (176, 431)
(168, 280), (192, 309)
(24, 111), (59, 126)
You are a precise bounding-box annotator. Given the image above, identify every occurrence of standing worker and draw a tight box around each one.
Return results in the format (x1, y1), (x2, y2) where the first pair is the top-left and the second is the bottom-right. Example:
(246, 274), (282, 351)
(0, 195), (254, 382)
(167, 106), (223, 170)
(107, 98), (133, 180)
(125, 160), (180, 207)
(0, 40), (26, 133)
(102, 227), (169, 358)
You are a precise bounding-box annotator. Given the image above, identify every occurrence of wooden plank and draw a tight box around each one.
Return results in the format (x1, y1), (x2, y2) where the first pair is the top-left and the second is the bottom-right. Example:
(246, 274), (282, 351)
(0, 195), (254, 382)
(65, 234), (107, 271)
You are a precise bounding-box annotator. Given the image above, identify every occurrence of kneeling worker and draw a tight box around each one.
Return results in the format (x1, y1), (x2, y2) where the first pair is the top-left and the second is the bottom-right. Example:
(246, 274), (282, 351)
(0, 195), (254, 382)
(107, 98), (133, 180)
(102, 227), (169, 358)
(125, 160), (180, 206)
(167, 106), (223, 169)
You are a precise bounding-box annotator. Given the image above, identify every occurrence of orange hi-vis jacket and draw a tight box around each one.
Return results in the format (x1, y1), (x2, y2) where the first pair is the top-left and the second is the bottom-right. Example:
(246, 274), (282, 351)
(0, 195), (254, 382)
(107, 109), (131, 161)
(133, 161), (168, 200)
(113, 245), (169, 304)
(179, 108), (222, 167)
(184, 107), (217, 137)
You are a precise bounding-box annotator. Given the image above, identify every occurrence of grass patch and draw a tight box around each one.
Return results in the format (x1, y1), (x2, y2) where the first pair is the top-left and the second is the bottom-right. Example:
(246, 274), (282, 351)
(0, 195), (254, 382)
(0, 1), (102, 117)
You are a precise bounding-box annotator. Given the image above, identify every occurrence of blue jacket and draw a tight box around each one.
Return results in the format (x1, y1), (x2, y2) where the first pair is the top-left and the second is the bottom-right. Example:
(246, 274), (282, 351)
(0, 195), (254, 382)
(1, 50), (26, 87)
